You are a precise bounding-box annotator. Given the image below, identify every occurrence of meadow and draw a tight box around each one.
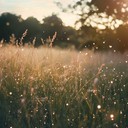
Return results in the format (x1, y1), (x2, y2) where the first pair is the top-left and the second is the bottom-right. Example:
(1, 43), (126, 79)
(0, 45), (128, 128)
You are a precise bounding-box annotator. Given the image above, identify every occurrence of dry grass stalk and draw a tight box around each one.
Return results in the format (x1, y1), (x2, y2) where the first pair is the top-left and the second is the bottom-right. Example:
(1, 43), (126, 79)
(49, 32), (57, 48)
(9, 34), (16, 45)
(0, 39), (4, 48)
(19, 29), (28, 46)
(41, 38), (45, 45)
(32, 37), (36, 46)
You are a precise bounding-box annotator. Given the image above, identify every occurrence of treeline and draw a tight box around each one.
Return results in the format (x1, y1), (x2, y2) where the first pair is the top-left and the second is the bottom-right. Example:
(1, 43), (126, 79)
(0, 12), (128, 52)
(0, 12), (77, 48)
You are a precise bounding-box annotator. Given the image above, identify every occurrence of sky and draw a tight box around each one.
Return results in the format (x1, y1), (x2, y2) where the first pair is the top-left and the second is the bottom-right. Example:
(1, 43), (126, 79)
(0, 0), (79, 27)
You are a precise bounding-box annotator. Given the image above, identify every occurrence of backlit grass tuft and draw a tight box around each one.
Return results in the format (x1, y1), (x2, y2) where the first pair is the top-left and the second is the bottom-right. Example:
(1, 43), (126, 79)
(0, 45), (128, 128)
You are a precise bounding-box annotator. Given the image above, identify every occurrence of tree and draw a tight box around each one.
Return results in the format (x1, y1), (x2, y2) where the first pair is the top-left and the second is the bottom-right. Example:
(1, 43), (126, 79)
(57, 0), (128, 52)
(42, 14), (78, 48)
(42, 14), (63, 41)
(0, 12), (22, 41)
(89, 0), (128, 21)
(21, 17), (42, 45)
(0, 12), (78, 48)
(116, 24), (128, 52)
(65, 0), (127, 29)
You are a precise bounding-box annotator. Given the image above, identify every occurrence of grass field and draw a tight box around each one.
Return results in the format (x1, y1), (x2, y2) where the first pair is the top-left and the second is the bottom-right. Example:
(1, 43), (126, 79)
(0, 45), (128, 128)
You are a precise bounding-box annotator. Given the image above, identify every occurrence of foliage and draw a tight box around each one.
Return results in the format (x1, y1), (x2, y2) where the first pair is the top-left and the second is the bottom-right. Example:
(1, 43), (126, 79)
(57, 0), (128, 52)
(65, 0), (128, 28)
(89, 0), (128, 21)
(0, 13), (76, 48)
(0, 12), (128, 52)
(0, 13), (22, 41)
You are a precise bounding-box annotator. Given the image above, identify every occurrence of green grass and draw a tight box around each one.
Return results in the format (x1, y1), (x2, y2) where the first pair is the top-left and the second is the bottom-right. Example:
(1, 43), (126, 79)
(0, 45), (128, 128)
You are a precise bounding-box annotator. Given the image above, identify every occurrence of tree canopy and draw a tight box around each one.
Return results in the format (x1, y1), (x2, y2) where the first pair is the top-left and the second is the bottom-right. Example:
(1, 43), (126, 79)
(89, 0), (128, 20)
(56, 0), (128, 52)
(63, 0), (128, 30)
(0, 6), (128, 52)
(0, 12), (76, 48)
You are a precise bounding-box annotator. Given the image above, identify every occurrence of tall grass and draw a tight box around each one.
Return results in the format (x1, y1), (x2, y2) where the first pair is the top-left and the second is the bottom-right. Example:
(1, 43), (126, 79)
(0, 45), (128, 128)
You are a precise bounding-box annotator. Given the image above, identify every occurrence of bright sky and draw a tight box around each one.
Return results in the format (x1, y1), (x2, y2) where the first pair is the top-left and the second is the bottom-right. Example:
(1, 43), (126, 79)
(0, 0), (78, 27)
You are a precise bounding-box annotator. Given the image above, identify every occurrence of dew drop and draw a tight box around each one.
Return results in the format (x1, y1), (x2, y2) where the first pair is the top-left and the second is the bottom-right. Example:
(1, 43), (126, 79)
(9, 92), (12, 95)
(109, 45), (112, 48)
(97, 105), (101, 109)
(66, 103), (69, 106)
